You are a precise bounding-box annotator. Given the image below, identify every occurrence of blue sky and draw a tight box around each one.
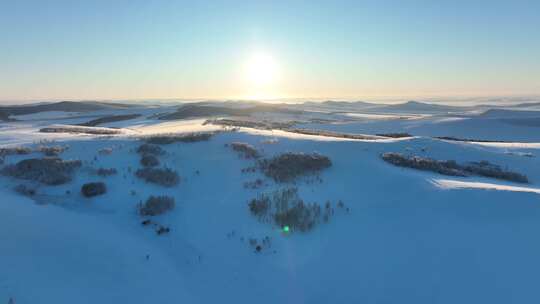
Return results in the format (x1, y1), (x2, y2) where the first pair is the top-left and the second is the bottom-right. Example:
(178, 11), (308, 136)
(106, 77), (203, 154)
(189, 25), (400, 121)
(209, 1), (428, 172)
(1, 0), (539, 101)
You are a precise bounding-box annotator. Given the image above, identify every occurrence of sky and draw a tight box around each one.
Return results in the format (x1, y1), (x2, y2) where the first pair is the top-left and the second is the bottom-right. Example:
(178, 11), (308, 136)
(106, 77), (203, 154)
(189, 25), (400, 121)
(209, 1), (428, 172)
(1, 0), (539, 102)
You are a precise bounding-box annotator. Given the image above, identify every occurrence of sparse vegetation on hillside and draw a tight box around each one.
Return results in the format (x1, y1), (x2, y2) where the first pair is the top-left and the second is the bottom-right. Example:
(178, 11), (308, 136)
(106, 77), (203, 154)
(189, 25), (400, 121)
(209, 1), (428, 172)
(139, 195), (175, 216)
(381, 152), (529, 183)
(435, 136), (508, 143)
(38, 145), (68, 156)
(259, 152), (332, 182)
(135, 167), (179, 186)
(136, 143), (164, 155)
(206, 118), (296, 130)
(285, 128), (383, 140)
(381, 152), (466, 177)
(140, 154), (160, 167)
(0, 146), (32, 156)
(14, 184), (36, 197)
(463, 161), (529, 183)
(79, 114), (141, 127)
(159, 103), (301, 120)
(40, 125), (121, 135)
(143, 132), (214, 144)
(2, 158), (81, 185)
(248, 187), (345, 233)
(376, 133), (412, 138)
(230, 142), (261, 159)
(81, 182), (107, 197)
(98, 147), (113, 155)
(96, 167), (117, 177)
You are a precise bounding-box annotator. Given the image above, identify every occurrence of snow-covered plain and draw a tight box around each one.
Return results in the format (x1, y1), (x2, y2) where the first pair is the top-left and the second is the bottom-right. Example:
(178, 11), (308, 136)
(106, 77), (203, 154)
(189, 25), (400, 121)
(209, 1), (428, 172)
(1, 101), (540, 303)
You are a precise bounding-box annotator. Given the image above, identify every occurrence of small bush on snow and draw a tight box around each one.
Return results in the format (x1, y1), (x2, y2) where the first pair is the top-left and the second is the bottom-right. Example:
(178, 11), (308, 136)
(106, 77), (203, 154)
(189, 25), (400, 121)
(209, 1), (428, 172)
(140, 154), (160, 167)
(139, 195), (175, 216)
(135, 167), (179, 187)
(97, 167), (117, 177)
(14, 184), (36, 197)
(136, 143), (164, 155)
(230, 142), (260, 159)
(38, 145), (67, 156)
(0, 146), (32, 156)
(81, 182), (107, 197)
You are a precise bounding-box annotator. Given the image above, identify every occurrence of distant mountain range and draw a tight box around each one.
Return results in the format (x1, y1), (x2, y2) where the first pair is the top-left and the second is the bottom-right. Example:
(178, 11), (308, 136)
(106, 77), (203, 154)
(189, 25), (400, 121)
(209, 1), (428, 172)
(299, 100), (540, 114)
(1, 99), (539, 122)
(0, 101), (134, 121)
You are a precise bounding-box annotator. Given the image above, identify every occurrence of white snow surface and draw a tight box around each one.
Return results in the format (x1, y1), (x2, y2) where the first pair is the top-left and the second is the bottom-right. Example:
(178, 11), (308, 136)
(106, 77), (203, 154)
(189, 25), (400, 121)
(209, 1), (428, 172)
(2, 103), (540, 303)
(431, 178), (540, 195)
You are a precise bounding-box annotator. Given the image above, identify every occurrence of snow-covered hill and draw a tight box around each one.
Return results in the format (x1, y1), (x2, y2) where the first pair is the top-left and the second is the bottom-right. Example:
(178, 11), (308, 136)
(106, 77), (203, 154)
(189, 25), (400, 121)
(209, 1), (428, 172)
(1, 101), (540, 303)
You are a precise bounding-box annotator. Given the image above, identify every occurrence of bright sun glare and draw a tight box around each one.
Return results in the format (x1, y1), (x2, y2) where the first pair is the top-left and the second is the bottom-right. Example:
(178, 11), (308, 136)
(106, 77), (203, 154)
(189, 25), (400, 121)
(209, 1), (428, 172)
(244, 53), (279, 87)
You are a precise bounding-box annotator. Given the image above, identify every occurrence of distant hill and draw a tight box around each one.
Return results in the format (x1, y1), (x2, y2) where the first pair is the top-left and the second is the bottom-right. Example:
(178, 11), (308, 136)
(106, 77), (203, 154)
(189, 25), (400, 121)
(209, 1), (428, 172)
(373, 101), (470, 114)
(0, 101), (134, 120)
(159, 103), (302, 120)
(0, 111), (10, 121)
(478, 109), (540, 119)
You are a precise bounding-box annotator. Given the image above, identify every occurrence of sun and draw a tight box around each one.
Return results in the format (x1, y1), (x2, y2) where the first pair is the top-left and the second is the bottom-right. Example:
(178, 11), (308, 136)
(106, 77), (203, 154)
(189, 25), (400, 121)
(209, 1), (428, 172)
(244, 52), (279, 87)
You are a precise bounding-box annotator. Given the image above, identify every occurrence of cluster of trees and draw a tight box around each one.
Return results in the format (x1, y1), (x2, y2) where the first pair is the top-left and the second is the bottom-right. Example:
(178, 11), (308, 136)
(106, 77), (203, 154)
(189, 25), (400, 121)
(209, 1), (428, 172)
(258, 152), (332, 182)
(39, 126), (121, 135)
(96, 167), (117, 177)
(37, 145), (67, 157)
(139, 195), (175, 216)
(143, 132), (214, 145)
(81, 182), (107, 197)
(135, 167), (179, 187)
(2, 157), (81, 185)
(381, 152), (529, 183)
(230, 142), (261, 159)
(248, 187), (345, 233)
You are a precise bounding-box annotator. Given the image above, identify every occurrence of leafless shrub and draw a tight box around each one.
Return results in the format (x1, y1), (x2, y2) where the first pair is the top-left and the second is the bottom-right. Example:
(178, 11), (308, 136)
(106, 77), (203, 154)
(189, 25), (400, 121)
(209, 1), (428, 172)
(81, 182), (107, 197)
(143, 132), (214, 145)
(248, 195), (271, 219)
(156, 225), (171, 235)
(259, 152), (332, 182)
(98, 147), (113, 155)
(0, 146), (32, 156)
(136, 143), (164, 155)
(140, 154), (160, 167)
(1, 158), (81, 185)
(38, 145), (67, 156)
(135, 167), (179, 187)
(139, 195), (175, 216)
(241, 166), (257, 173)
(230, 142), (260, 159)
(244, 178), (264, 189)
(96, 167), (117, 176)
(14, 184), (36, 196)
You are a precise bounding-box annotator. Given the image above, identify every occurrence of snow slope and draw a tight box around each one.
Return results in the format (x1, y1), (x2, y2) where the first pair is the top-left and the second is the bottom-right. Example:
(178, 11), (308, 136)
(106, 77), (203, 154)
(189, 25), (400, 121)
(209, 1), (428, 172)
(1, 103), (540, 303)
